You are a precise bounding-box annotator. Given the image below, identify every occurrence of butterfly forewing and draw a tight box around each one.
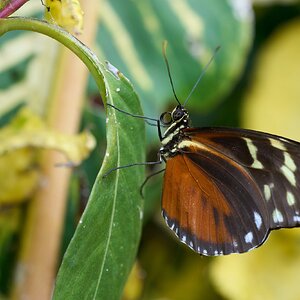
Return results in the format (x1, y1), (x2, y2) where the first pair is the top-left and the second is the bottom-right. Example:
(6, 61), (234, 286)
(162, 127), (300, 255)
(185, 128), (300, 228)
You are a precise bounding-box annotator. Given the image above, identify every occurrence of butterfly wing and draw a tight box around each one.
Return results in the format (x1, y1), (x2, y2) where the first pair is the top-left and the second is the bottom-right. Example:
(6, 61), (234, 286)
(162, 127), (300, 255)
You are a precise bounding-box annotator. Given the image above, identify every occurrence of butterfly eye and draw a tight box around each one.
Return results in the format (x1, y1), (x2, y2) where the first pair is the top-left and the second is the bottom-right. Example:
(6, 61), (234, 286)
(160, 112), (172, 125)
(172, 106), (185, 121)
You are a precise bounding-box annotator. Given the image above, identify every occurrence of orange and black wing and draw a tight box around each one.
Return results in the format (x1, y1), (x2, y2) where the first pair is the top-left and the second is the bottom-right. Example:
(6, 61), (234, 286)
(162, 127), (300, 256)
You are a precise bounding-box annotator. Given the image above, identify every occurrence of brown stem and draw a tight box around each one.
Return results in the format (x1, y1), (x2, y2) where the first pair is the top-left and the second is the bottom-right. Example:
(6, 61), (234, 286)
(0, 0), (30, 18)
(11, 1), (99, 299)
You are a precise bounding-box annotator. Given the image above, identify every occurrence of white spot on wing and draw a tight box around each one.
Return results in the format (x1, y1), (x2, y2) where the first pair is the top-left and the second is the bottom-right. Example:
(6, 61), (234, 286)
(244, 138), (263, 169)
(270, 138), (287, 151)
(264, 185), (271, 201)
(272, 209), (284, 223)
(293, 216), (300, 222)
(254, 212), (262, 230)
(245, 232), (253, 244)
(182, 235), (186, 242)
(203, 249), (208, 255)
(287, 191), (296, 206)
(281, 165), (296, 186)
(284, 152), (297, 172)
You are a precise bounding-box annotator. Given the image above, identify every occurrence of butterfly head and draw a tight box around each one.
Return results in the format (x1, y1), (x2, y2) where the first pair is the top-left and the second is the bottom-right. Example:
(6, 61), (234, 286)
(160, 105), (190, 127)
(160, 105), (190, 153)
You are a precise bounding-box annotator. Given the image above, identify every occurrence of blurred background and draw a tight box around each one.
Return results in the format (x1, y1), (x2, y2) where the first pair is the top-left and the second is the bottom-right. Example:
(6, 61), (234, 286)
(0, 0), (300, 299)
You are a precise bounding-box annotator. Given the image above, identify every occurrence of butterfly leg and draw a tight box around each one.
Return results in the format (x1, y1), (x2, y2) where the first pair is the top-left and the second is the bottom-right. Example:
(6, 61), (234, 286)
(140, 168), (165, 197)
(102, 156), (163, 178)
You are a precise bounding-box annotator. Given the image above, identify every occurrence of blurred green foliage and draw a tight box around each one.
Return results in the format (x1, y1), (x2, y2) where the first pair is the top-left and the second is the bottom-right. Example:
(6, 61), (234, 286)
(1, 0), (300, 299)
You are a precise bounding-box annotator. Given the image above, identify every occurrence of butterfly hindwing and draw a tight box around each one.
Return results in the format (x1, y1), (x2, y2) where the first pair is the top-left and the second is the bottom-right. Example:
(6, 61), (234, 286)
(162, 153), (269, 256)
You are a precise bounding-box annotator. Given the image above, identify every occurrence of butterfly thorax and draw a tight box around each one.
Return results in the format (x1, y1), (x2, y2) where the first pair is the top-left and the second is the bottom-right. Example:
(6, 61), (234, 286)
(159, 105), (190, 159)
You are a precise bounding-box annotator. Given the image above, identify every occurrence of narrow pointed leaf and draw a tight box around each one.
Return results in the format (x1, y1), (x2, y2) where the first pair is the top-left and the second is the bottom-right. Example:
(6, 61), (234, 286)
(54, 64), (145, 300)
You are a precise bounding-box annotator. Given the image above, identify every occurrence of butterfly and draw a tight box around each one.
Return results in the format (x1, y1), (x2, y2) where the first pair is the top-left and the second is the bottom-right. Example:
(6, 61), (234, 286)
(107, 43), (300, 256)
(159, 107), (300, 256)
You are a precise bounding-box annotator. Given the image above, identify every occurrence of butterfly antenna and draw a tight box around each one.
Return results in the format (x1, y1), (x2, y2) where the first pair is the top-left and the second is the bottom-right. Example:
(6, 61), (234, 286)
(183, 46), (220, 107)
(162, 41), (181, 106)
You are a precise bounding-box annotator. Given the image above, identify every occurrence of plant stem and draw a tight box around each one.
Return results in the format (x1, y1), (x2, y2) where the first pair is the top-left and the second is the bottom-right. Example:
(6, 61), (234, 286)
(0, 16), (106, 99)
(0, 2), (100, 299)
(0, 0), (30, 18)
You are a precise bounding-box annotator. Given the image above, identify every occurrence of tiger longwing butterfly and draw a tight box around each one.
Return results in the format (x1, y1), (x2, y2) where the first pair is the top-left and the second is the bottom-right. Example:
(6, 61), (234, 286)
(108, 43), (300, 256)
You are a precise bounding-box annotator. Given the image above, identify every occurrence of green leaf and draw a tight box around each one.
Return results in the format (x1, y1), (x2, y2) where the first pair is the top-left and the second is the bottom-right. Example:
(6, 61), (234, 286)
(0, 18), (145, 299)
(54, 65), (145, 300)
(94, 0), (254, 116)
